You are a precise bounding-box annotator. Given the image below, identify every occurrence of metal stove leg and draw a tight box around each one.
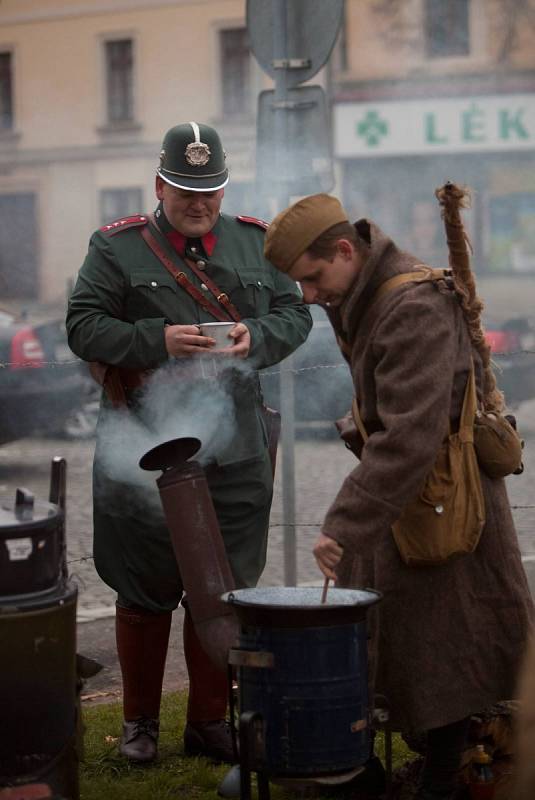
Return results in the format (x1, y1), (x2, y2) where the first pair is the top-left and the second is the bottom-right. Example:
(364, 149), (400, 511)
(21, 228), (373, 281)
(373, 695), (393, 800)
(227, 663), (239, 763)
(384, 719), (393, 799)
(257, 771), (271, 800)
(239, 711), (270, 800)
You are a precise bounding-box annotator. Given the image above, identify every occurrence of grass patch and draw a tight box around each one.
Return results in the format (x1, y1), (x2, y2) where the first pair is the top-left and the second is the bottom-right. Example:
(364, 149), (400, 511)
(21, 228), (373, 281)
(81, 690), (415, 799)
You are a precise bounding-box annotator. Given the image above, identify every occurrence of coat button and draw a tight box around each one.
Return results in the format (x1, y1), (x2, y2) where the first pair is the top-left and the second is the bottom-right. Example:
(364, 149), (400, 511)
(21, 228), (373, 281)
(434, 505), (444, 515)
(201, 283), (208, 291)
(257, 280), (262, 286)
(150, 281), (158, 288)
(197, 260), (206, 270)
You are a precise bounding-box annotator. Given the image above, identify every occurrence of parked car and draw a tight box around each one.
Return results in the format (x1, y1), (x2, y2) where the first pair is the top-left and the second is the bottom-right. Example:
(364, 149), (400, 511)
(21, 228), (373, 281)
(0, 309), (89, 444)
(260, 304), (354, 437)
(484, 316), (535, 408)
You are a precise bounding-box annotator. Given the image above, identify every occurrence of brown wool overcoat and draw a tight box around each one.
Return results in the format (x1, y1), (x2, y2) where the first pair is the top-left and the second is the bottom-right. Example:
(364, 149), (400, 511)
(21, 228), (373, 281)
(323, 219), (534, 733)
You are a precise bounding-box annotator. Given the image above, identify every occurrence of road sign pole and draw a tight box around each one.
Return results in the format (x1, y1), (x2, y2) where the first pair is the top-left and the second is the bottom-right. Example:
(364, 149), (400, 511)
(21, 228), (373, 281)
(272, 0), (297, 587)
(247, 0), (344, 587)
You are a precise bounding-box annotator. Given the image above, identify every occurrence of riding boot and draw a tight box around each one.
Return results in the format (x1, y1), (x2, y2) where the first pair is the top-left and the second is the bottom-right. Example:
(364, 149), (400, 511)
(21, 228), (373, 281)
(182, 606), (235, 762)
(116, 603), (172, 762)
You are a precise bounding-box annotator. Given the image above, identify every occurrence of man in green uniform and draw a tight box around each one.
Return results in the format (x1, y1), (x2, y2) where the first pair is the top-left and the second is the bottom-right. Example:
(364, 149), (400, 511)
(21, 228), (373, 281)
(66, 122), (312, 764)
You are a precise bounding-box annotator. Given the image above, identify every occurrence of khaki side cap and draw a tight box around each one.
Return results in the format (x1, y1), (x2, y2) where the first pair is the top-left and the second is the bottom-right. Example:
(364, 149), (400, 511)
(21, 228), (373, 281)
(264, 193), (349, 273)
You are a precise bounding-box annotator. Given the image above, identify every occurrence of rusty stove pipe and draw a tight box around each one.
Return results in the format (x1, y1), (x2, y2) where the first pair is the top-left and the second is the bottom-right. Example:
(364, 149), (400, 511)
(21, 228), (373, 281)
(140, 437), (238, 671)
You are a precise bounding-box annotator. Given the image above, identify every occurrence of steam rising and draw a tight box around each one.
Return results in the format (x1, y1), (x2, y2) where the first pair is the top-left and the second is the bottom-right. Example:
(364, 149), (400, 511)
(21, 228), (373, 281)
(94, 358), (240, 517)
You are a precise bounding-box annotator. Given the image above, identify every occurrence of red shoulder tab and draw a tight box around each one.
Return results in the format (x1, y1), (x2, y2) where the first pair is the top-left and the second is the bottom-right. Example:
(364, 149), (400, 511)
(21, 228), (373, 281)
(99, 214), (149, 236)
(236, 215), (269, 231)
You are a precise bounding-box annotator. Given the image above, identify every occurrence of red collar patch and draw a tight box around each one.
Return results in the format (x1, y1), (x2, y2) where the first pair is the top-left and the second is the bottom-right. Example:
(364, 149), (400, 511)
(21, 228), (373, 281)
(165, 229), (217, 257)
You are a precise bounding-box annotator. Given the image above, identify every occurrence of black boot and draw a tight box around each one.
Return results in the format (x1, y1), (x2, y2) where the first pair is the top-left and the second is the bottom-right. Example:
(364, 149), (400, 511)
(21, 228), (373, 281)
(120, 717), (160, 763)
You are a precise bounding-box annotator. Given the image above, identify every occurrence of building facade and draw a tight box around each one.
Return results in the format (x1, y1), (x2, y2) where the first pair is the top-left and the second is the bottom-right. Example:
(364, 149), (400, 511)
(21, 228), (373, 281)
(331, 0), (535, 315)
(1, 0), (534, 314)
(0, 0), (268, 302)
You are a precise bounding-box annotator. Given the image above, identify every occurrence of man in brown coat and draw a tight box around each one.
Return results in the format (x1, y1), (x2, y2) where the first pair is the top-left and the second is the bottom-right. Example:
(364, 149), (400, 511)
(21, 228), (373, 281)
(264, 194), (533, 800)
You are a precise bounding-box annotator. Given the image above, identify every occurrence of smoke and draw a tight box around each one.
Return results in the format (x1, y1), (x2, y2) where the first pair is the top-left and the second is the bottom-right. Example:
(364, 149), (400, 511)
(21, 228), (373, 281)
(94, 357), (241, 517)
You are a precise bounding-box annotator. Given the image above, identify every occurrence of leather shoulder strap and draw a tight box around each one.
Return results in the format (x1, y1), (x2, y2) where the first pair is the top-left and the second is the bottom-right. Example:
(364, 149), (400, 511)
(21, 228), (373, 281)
(458, 360), (477, 441)
(346, 266), (453, 443)
(139, 221), (240, 323)
(369, 266), (451, 309)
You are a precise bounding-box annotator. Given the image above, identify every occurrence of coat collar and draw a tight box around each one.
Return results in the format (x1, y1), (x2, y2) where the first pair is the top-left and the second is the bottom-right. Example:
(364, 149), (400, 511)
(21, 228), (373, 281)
(154, 202), (218, 257)
(331, 219), (420, 344)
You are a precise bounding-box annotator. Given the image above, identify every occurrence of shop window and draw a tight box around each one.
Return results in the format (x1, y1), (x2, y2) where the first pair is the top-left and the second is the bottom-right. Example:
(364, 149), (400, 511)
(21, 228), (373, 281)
(105, 39), (135, 123)
(100, 188), (143, 225)
(488, 193), (535, 274)
(220, 28), (251, 116)
(424, 0), (470, 58)
(0, 52), (13, 130)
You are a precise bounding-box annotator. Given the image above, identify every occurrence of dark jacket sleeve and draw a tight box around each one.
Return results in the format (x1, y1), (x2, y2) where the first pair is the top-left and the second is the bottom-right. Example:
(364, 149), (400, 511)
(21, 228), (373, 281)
(66, 233), (169, 370)
(322, 287), (461, 555)
(243, 265), (312, 369)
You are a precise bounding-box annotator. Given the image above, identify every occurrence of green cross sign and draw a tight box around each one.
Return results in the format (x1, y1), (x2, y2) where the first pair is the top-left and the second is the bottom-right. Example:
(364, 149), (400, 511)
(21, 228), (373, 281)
(356, 110), (389, 146)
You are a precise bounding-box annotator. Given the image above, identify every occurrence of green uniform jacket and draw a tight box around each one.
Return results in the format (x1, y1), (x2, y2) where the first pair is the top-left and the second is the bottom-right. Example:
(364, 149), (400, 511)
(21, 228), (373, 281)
(66, 212), (312, 609)
(67, 212), (311, 463)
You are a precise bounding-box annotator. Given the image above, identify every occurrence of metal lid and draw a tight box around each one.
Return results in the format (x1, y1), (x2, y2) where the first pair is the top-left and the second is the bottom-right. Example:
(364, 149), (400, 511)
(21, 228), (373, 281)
(0, 488), (61, 536)
(222, 586), (382, 628)
(224, 587), (380, 609)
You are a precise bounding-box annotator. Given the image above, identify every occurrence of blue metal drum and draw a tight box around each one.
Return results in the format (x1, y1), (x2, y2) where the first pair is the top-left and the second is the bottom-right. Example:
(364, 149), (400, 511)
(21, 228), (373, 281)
(223, 586), (381, 778)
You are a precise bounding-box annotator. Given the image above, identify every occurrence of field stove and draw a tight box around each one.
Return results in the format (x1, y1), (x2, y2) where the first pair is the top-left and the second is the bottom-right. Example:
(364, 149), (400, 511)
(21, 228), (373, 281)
(221, 586), (388, 799)
(140, 436), (391, 799)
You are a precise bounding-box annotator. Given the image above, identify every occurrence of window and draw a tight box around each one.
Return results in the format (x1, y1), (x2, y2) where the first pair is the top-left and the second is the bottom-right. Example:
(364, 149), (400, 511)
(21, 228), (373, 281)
(100, 188), (143, 225)
(105, 39), (134, 123)
(220, 28), (251, 116)
(0, 52), (13, 130)
(424, 0), (470, 58)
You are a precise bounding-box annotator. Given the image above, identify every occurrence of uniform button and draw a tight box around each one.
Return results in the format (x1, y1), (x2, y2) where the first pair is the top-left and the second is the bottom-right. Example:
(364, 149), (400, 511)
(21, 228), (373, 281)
(201, 283), (208, 291)
(190, 246), (197, 253)
(197, 260), (206, 270)
(257, 280), (262, 287)
(150, 281), (158, 288)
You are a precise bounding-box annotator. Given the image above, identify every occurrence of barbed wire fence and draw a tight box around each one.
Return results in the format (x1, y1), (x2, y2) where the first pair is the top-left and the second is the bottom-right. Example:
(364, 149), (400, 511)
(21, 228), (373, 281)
(1, 351), (534, 577)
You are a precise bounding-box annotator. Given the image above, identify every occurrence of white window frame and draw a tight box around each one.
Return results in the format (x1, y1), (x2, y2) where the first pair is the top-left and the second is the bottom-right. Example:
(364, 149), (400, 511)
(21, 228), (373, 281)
(97, 31), (140, 130)
(212, 20), (262, 121)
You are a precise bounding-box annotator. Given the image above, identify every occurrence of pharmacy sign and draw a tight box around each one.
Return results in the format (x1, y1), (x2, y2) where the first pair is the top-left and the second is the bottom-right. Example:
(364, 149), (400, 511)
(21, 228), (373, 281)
(334, 94), (535, 157)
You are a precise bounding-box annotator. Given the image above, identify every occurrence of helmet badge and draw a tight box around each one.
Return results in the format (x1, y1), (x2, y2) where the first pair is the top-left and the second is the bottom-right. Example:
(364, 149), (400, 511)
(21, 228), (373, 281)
(185, 141), (211, 167)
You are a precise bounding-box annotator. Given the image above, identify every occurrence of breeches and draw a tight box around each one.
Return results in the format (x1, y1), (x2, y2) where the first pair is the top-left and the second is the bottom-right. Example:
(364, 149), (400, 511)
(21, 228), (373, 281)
(93, 451), (273, 612)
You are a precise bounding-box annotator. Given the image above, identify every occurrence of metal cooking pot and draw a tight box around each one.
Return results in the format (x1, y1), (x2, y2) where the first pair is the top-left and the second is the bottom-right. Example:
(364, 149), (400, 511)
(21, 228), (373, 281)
(223, 586), (381, 779)
(0, 458), (66, 599)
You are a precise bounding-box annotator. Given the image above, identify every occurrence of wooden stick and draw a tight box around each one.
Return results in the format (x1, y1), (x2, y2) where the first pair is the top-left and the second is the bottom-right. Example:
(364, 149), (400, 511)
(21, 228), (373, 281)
(321, 577), (330, 604)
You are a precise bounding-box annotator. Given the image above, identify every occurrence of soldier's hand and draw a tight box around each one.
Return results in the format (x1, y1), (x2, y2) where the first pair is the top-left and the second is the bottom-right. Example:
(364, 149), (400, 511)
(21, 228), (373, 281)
(164, 324), (215, 356)
(313, 533), (344, 581)
(219, 322), (251, 359)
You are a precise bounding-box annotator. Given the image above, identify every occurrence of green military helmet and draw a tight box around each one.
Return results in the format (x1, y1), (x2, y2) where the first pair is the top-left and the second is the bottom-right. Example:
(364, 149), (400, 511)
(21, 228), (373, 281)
(157, 121), (229, 191)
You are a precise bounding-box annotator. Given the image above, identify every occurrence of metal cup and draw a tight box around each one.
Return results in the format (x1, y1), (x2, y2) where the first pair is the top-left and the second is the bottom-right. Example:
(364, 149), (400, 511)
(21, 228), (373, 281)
(198, 321), (236, 350)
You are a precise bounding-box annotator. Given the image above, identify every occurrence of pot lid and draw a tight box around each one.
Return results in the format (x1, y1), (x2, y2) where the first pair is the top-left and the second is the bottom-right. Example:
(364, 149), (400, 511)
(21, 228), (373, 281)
(0, 488), (60, 535)
(222, 586), (381, 609)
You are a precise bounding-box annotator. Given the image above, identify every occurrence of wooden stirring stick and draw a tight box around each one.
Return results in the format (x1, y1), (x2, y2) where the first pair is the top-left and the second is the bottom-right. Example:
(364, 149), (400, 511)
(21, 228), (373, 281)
(321, 576), (330, 604)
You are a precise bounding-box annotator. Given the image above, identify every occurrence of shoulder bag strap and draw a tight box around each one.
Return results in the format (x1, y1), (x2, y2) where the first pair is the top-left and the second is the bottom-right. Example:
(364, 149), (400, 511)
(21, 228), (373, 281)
(347, 267), (452, 442)
(458, 359), (477, 443)
(148, 212), (242, 323)
(140, 218), (241, 323)
(351, 397), (369, 443)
